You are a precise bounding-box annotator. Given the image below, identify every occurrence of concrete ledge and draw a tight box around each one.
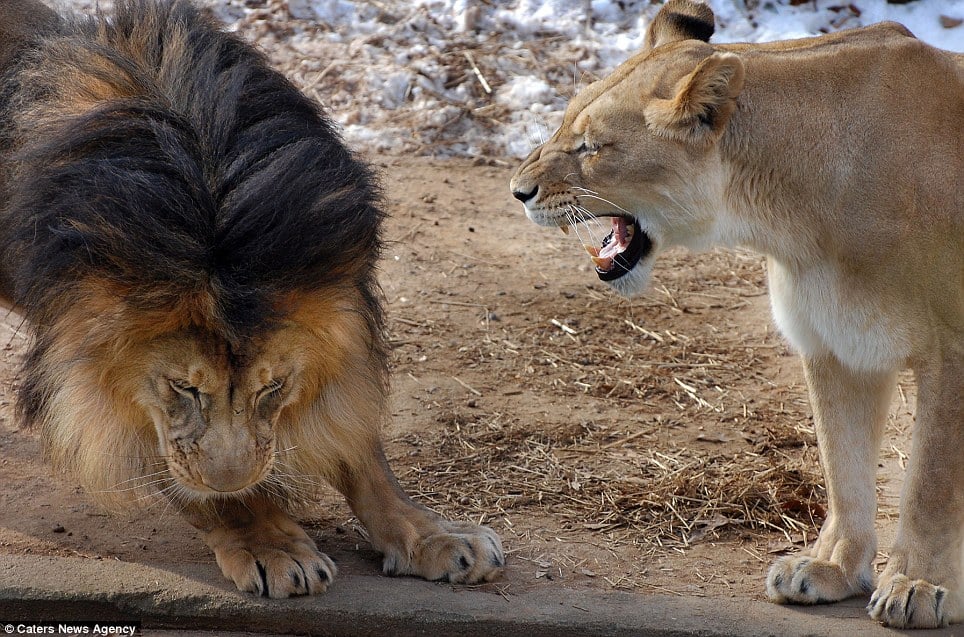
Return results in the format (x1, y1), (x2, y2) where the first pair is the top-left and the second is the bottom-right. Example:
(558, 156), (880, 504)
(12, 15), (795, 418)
(0, 554), (957, 636)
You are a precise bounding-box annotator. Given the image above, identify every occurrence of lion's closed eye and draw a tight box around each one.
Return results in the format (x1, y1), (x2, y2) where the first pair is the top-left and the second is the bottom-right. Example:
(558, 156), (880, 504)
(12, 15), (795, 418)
(254, 377), (288, 417)
(169, 379), (202, 404)
(258, 378), (285, 400)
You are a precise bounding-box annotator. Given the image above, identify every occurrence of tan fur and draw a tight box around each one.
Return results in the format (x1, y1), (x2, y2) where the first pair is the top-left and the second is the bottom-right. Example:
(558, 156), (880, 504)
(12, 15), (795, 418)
(510, 0), (963, 628)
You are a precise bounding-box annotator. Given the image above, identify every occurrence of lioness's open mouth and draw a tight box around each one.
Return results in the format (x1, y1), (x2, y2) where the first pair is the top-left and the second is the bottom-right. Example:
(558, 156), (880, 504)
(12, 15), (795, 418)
(580, 216), (653, 281)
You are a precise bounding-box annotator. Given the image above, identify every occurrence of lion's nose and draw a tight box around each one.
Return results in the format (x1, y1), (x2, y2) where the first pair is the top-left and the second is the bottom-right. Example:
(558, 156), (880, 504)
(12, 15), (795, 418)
(512, 185), (538, 203)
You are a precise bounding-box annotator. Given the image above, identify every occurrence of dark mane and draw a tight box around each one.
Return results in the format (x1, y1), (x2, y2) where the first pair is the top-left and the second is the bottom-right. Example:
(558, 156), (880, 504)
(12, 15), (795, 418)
(0, 0), (383, 340)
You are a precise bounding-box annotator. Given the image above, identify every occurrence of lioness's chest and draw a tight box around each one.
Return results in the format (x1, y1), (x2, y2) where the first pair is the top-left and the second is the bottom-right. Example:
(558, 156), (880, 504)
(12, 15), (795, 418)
(766, 261), (913, 372)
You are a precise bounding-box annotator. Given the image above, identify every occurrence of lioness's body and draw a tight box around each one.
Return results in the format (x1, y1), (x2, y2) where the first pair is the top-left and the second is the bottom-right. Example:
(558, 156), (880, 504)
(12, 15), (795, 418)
(721, 24), (962, 372)
(0, 0), (503, 598)
(511, 1), (962, 628)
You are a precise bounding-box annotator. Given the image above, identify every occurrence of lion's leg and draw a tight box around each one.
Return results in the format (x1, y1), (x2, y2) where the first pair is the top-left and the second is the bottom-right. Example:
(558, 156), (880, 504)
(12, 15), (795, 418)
(281, 359), (503, 585)
(868, 351), (964, 628)
(182, 496), (336, 598)
(767, 353), (895, 605)
(332, 442), (505, 584)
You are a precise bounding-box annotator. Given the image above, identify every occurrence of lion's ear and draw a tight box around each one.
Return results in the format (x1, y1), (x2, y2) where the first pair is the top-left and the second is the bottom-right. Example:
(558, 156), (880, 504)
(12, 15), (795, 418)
(645, 0), (715, 50)
(643, 52), (744, 146)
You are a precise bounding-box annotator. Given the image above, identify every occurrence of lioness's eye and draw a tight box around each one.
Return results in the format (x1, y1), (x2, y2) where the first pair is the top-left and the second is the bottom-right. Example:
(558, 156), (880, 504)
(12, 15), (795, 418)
(575, 141), (599, 156)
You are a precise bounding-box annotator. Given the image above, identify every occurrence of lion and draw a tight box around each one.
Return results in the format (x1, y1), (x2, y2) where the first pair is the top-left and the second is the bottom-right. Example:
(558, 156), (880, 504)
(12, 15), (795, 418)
(510, 0), (962, 629)
(0, 0), (503, 598)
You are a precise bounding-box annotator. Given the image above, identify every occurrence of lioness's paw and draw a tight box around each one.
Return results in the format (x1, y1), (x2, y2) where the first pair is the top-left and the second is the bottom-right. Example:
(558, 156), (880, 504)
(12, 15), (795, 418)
(214, 536), (337, 598)
(384, 521), (505, 584)
(766, 556), (871, 605)
(868, 574), (949, 629)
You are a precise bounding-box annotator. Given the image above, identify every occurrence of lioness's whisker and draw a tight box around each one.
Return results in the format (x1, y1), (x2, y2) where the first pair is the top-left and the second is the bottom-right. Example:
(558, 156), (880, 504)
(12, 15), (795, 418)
(663, 191), (699, 221)
(570, 204), (608, 248)
(575, 193), (633, 216)
(566, 208), (598, 250)
(570, 186), (600, 196)
(564, 208), (583, 240)
(567, 214), (587, 247)
(564, 200), (595, 226)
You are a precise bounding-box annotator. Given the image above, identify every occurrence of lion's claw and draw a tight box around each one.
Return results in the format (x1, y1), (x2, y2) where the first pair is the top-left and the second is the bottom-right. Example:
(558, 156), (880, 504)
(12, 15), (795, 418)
(382, 520), (504, 584)
(216, 539), (337, 598)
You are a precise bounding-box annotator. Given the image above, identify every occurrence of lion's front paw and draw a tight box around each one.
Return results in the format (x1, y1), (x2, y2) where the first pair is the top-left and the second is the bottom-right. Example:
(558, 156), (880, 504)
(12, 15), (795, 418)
(207, 522), (337, 598)
(766, 555), (872, 605)
(868, 574), (949, 629)
(384, 520), (504, 584)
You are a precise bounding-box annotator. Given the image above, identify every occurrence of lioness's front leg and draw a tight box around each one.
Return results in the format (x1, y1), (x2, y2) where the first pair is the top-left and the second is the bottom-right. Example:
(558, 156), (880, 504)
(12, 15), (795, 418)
(334, 444), (505, 584)
(767, 354), (895, 604)
(183, 496), (337, 598)
(868, 353), (964, 628)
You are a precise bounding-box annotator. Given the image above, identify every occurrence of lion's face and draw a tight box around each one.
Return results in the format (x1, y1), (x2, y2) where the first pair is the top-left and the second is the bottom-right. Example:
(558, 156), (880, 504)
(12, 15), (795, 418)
(116, 287), (371, 501)
(27, 276), (377, 508)
(509, 23), (743, 297)
(134, 329), (305, 497)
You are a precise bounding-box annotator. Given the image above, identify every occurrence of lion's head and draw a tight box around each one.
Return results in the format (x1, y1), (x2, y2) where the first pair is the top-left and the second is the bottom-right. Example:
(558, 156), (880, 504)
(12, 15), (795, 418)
(21, 278), (381, 509)
(0, 0), (386, 510)
(509, 0), (743, 297)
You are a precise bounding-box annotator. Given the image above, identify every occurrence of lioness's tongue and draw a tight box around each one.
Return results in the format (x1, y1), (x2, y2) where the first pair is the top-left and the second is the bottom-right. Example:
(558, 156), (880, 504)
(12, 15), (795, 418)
(592, 217), (630, 271)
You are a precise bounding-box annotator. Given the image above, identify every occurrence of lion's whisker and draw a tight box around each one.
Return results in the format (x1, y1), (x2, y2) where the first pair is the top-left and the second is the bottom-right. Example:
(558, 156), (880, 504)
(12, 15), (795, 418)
(92, 451), (169, 462)
(270, 474), (324, 490)
(153, 485), (193, 520)
(98, 475), (174, 494)
(136, 481), (175, 501)
(256, 479), (287, 502)
(103, 468), (172, 489)
(135, 481), (180, 510)
(268, 466), (326, 491)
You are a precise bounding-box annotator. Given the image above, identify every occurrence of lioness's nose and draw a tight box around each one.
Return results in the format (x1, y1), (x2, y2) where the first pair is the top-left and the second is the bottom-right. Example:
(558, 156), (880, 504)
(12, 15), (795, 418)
(512, 185), (537, 203)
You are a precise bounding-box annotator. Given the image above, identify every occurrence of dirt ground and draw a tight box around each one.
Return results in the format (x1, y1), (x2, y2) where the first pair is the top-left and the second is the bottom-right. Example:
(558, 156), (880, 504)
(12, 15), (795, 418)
(0, 157), (918, 605)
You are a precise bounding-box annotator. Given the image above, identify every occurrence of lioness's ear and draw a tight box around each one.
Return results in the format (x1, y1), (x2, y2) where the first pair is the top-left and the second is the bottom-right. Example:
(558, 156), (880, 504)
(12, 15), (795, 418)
(645, 0), (715, 50)
(644, 52), (744, 146)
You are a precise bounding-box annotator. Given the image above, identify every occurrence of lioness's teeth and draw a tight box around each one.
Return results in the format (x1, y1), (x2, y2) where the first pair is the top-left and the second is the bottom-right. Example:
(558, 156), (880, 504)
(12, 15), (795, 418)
(584, 244), (599, 257)
(559, 224), (570, 235)
(591, 256), (609, 269)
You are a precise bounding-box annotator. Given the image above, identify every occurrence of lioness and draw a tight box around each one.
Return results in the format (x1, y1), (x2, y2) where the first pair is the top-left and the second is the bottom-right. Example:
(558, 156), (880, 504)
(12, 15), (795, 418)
(510, 0), (962, 629)
(0, 0), (503, 597)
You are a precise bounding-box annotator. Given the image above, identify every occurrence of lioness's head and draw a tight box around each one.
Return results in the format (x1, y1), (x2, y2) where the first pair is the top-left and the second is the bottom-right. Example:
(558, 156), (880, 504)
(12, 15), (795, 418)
(509, 0), (744, 297)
